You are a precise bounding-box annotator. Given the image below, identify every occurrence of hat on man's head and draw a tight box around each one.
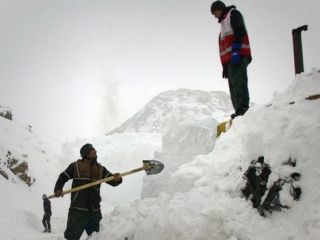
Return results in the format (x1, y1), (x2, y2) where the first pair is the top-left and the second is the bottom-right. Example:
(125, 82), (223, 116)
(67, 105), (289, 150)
(42, 194), (47, 200)
(80, 143), (94, 158)
(211, 1), (226, 14)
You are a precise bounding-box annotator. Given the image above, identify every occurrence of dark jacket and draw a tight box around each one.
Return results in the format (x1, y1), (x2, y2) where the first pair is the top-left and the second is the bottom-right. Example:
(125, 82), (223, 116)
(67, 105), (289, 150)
(43, 198), (51, 215)
(54, 159), (122, 211)
(219, 6), (247, 45)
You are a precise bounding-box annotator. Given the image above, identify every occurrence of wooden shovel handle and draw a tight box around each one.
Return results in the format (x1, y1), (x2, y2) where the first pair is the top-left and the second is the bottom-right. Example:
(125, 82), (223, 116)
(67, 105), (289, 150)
(48, 166), (145, 199)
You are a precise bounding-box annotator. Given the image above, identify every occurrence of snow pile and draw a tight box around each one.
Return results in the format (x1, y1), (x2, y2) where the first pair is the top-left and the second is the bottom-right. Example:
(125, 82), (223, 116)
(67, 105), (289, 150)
(141, 118), (216, 199)
(272, 69), (320, 104)
(109, 89), (232, 134)
(97, 69), (320, 240)
(0, 88), (231, 239)
(1, 69), (320, 239)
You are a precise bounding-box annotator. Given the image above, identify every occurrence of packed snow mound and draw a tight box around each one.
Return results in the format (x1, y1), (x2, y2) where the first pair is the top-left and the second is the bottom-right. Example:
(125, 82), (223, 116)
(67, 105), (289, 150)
(272, 68), (320, 104)
(141, 118), (216, 199)
(97, 69), (320, 240)
(108, 89), (232, 134)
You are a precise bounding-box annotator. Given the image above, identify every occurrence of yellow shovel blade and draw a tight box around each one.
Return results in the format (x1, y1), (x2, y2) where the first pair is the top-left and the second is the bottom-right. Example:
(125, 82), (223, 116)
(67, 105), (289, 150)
(216, 119), (232, 137)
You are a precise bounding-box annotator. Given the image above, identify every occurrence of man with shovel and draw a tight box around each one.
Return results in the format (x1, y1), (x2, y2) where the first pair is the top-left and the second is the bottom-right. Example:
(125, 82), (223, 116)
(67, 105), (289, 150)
(54, 143), (122, 240)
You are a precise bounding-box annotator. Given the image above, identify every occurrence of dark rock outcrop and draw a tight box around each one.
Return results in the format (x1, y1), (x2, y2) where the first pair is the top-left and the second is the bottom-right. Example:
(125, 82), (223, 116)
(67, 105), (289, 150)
(0, 151), (35, 186)
(0, 106), (13, 120)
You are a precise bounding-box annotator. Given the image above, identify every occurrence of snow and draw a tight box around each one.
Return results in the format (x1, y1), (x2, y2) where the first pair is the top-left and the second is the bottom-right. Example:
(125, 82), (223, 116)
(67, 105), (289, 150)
(99, 70), (320, 240)
(1, 70), (320, 239)
(272, 69), (320, 104)
(141, 118), (216, 199)
(109, 89), (233, 134)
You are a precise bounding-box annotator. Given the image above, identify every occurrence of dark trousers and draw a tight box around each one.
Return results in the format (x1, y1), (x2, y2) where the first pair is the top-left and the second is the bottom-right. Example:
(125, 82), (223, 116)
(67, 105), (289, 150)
(227, 57), (251, 115)
(42, 213), (51, 230)
(64, 208), (102, 240)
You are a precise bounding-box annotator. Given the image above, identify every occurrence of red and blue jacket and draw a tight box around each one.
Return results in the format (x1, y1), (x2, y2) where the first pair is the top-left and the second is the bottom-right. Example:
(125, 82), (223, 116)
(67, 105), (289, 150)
(218, 6), (252, 65)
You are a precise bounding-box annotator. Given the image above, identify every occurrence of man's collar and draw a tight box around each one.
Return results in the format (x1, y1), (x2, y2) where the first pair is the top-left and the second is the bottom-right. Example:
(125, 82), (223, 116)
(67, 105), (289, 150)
(218, 5), (236, 23)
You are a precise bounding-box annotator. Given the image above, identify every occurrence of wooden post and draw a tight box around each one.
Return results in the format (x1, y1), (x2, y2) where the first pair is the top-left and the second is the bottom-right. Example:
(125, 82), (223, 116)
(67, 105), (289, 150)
(292, 25), (308, 75)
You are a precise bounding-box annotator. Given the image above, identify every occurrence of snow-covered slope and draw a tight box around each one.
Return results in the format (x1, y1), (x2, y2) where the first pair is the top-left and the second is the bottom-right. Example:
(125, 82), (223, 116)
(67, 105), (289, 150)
(0, 116), (62, 189)
(0, 115), (161, 239)
(109, 89), (233, 134)
(0, 116), (64, 239)
(97, 69), (320, 240)
(1, 88), (230, 239)
(1, 70), (320, 240)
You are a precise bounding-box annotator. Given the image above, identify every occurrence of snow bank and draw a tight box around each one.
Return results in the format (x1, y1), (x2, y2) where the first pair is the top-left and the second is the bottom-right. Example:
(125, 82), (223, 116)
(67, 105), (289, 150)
(1, 69), (320, 240)
(98, 69), (320, 240)
(272, 68), (320, 104)
(141, 118), (216, 198)
(0, 88), (228, 239)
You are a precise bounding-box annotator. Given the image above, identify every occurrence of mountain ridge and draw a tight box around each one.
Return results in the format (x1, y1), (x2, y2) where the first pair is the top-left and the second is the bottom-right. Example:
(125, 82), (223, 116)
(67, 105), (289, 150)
(108, 89), (233, 135)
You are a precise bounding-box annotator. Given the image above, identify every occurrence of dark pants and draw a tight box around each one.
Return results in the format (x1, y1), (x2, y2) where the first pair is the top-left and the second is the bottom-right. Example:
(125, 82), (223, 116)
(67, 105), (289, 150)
(64, 208), (102, 240)
(227, 57), (251, 115)
(42, 213), (51, 230)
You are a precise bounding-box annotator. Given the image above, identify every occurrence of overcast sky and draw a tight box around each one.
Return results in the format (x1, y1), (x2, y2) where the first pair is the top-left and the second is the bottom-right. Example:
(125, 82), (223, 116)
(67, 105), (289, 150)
(0, 0), (319, 141)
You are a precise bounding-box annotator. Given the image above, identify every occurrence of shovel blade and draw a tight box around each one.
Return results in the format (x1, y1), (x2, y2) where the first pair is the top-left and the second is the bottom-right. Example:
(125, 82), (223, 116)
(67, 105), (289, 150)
(143, 160), (164, 175)
(216, 119), (232, 137)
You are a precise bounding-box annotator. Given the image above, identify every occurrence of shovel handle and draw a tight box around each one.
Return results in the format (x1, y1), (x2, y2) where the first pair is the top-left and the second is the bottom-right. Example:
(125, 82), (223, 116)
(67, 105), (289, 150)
(47, 166), (146, 199)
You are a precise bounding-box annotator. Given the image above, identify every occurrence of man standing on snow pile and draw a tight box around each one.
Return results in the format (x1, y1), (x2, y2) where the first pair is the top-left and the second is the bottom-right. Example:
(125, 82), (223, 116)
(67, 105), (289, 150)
(42, 194), (52, 233)
(211, 1), (252, 119)
(54, 143), (122, 240)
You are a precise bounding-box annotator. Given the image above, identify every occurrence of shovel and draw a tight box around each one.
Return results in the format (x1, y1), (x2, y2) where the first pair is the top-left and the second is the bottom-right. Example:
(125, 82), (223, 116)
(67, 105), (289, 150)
(216, 119), (232, 138)
(47, 160), (164, 199)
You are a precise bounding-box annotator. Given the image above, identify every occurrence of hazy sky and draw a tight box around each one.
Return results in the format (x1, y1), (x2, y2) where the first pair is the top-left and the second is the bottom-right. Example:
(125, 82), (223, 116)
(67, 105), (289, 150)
(0, 0), (319, 141)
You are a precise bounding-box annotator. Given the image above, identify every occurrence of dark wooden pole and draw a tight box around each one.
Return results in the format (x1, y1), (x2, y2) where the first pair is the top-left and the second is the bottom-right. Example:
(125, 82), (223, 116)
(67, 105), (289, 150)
(292, 25), (308, 74)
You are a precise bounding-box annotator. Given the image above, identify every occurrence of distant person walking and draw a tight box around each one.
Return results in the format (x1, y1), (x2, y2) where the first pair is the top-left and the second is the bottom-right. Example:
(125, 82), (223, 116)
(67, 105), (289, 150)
(42, 194), (51, 233)
(211, 1), (252, 119)
(54, 143), (122, 240)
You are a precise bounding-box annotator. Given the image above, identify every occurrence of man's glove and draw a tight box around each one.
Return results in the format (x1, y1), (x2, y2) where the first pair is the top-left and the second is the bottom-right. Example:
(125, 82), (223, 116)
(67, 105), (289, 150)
(112, 173), (122, 182)
(231, 52), (241, 64)
(54, 190), (63, 198)
(222, 64), (228, 78)
(231, 43), (241, 64)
